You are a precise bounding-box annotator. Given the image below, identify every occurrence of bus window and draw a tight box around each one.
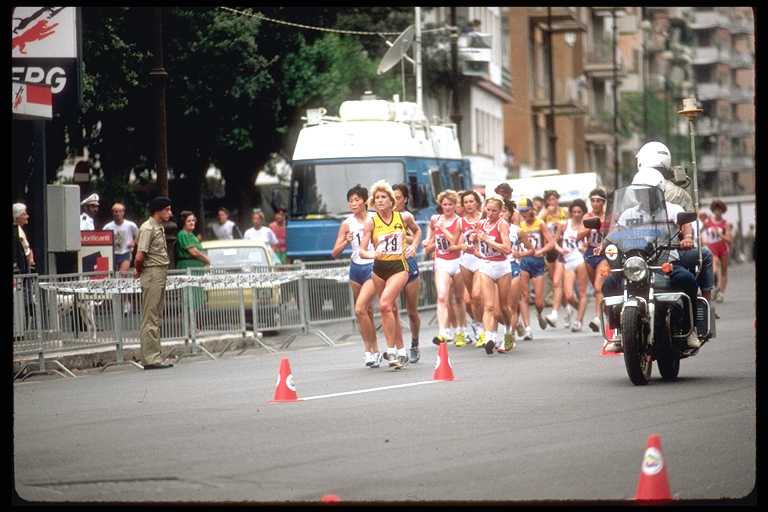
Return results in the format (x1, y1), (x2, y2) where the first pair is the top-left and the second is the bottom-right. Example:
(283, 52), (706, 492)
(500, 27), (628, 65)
(408, 175), (428, 209)
(450, 170), (464, 191)
(429, 167), (444, 200)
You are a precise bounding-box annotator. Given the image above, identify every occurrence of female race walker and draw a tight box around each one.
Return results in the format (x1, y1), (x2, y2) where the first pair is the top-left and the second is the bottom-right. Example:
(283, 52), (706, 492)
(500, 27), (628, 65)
(424, 190), (467, 347)
(518, 197), (556, 341)
(500, 199), (528, 352)
(393, 183), (423, 362)
(331, 185), (381, 368)
(473, 196), (514, 354)
(538, 190), (568, 328)
(560, 199), (589, 332)
(578, 188), (609, 333)
(359, 180), (421, 369)
(458, 190), (485, 345)
(703, 199), (732, 303)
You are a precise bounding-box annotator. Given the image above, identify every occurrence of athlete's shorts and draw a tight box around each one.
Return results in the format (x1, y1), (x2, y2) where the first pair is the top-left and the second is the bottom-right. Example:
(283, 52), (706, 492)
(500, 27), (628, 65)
(521, 256), (546, 278)
(460, 252), (481, 272)
(563, 252), (585, 272)
(510, 259), (522, 278)
(707, 241), (729, 260)
(114, 252), (132, 270)
(373, 259), (408, 281)
(407, 256), (420, 283)
(585, 253), (605, 270)
(434, 257), (461, 276)
(349, 261), (373, 285)
(479, 259), (511, 281)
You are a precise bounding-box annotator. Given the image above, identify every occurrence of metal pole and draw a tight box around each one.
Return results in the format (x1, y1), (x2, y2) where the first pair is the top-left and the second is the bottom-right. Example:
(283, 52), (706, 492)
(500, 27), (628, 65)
(641, 7), (648, 141)
(449, 7), (463, 135)
(415, 7), (423, 111)
(688, 117), (702, 277)
(150, 6), (169, 197)
(32, 120), (47, 275)
(546, 7), (558, 169)
(612, 8), (620, 188)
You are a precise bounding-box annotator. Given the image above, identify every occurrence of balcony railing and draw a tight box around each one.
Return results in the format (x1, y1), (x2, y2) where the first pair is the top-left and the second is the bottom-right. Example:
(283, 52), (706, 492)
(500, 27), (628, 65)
(696, 82), (731, 101)
(730, 52), (753, 68)
(532, 79), (588, 114)
(527, 7), (579, 22)
(585, 114), (614, 134)
(689, 11), (731, 30)
(730, 88), (754, 103)
(693, 46), (732, 66)
(667, 7), (693, 23)
(730, 17), (754, 34)
(722, 121), (754, 138)
(695, 117), (719, 136)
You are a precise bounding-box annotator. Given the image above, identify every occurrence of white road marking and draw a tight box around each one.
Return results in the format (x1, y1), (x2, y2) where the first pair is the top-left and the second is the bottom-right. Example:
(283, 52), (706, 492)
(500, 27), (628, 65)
(299, 379), (444, 401)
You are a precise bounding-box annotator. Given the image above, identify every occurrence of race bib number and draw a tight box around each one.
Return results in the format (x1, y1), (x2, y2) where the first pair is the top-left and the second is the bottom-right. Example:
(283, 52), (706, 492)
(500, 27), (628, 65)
(588, 229), (603, 246)
(564, 237), (579, 251)
(436, 235), (450, 252)
(479, 241), (500, 258)
(528, 232), (541, 249)
(378, 232), (403, 255)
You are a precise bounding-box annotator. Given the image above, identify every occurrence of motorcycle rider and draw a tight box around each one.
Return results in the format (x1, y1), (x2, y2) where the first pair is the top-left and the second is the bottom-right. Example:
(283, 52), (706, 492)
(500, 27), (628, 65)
(635, 141), (714, 303)
(602, 168), (701, 351)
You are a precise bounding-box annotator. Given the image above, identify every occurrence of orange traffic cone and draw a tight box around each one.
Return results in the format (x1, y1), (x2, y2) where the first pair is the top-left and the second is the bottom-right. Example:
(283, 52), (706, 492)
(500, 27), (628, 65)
(320, 494), (341, 503)
(635, 434), (673, 501)
(433, 342), (454, 381)
(271, 357), (299, 402)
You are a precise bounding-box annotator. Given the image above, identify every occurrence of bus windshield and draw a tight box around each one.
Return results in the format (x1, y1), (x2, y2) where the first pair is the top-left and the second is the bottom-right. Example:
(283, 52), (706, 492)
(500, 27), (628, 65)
(290, 161), (405, 217)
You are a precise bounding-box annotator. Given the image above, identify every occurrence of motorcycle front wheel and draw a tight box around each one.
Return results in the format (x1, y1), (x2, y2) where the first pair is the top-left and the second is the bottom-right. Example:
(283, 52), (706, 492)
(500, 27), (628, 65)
(622, 307), (653, 385)
(655, 308), (680, 381)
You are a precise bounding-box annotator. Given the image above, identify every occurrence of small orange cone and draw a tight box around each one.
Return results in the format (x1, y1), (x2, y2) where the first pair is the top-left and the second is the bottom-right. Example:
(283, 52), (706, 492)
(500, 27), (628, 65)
(433, 342), (455, 381)
(271, 357), (299, 402)
(321, 494), (341, 503)
(635, 434), (673, 501)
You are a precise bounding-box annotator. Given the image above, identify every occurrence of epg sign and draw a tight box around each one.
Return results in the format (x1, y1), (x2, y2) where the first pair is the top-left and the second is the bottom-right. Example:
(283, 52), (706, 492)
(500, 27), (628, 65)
(12, 65), (67, 94)
(12, 7), (81, 116)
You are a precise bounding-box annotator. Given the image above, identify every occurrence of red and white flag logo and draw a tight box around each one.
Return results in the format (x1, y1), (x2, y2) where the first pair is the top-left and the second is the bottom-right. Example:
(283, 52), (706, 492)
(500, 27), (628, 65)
(12, 82), (52, 119)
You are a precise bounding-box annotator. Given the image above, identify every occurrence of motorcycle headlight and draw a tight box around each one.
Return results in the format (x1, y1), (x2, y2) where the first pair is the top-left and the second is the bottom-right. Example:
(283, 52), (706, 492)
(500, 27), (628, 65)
(623, 256), (648, 282)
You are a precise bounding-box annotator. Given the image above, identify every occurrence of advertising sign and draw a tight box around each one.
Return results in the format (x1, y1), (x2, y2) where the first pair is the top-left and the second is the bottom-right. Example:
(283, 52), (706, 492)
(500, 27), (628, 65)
(11, 7), (81, 115)
(12, 82), (52, 119)
(78, 230), (114, 274)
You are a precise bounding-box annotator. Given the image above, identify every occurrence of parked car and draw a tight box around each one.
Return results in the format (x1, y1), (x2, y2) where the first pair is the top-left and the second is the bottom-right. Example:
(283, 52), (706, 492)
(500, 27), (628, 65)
(200, 240), (298, 329)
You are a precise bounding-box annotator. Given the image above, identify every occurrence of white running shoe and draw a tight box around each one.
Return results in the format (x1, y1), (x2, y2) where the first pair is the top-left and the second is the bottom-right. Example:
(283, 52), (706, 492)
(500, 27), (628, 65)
(564, 304), (574, 329)
(516, 319), (525, 337)
(589, 316), (601, 333)
(570, 320), (582, 332)
(364, 352), (374, 367)
(371, 352), (383, 368)
(523, 326), (533, 341)
(537, 310), (548, 330)
(545, 310), (558, 328)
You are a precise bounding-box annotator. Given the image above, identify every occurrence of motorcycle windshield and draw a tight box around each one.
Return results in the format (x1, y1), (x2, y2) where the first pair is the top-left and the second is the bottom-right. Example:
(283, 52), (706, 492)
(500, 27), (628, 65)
(604, 185), (673, 258)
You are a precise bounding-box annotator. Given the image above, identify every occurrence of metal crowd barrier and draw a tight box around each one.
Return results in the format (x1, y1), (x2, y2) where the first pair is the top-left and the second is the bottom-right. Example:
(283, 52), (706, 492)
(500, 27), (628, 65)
(12, 259), (439, 379)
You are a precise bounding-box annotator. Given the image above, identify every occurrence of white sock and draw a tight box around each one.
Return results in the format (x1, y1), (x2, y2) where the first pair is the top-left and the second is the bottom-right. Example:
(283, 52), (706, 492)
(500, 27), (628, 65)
(447, 327), (455, 339)
(364, 351), (372, 359)
(387, 348), (396, 359)
(438, 328), (448, 339)
(486, 331), (496, 343)
(397, 347), (407, 357)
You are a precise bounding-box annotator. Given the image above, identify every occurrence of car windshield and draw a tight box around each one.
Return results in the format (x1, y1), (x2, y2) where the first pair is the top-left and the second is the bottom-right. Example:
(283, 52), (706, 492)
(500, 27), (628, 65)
(604, 185), (673, 257)
(290, 161), (405, 217)
(206, 246), (270, 268)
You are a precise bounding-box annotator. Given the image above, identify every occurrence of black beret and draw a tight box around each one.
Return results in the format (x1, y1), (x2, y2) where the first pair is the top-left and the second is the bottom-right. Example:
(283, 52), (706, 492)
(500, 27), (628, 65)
(149, 196), (172, 213)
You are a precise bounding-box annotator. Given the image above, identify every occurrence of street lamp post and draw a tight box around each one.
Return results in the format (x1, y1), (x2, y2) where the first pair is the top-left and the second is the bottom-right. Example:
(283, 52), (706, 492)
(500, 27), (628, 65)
(641, 9), (650, 141)
(449, 7), (463, 136)
(678, 97), (703, 277)
(612, 8), (620, 188)
(546, 7), (557, 169)
(150, 6), (169, 198)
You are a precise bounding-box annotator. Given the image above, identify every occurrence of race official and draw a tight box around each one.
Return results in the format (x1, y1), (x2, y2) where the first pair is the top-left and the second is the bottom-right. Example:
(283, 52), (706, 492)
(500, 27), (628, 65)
(135, 196), (174, 370)
(80, 193), (100, 230)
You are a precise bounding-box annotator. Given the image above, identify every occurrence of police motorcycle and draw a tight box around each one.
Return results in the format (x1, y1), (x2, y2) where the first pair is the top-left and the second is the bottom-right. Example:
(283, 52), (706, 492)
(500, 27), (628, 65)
(583, 184), (715, 385)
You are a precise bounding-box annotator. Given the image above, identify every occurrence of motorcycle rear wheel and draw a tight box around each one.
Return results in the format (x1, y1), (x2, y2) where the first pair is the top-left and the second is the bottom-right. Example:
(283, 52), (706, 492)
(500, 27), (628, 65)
(622, 307), (652, 385)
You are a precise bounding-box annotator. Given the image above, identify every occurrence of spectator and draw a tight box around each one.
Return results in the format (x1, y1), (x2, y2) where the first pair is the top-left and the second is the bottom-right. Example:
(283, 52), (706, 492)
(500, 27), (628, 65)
(103, 202), (139, 273)
(176, 210), (209, 310)
(80, 193), (100, 231)
(532, 196), (544, 216)
(13, 203), (34, 274)
(209, 207), (242, 240)
(243, 209), (279, 255)
(269, 208), (288, 264)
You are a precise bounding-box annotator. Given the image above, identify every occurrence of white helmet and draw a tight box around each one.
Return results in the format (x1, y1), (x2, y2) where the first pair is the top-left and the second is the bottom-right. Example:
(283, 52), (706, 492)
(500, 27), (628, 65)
(631, 167), (665, 188)
(635, 141), (671, 171)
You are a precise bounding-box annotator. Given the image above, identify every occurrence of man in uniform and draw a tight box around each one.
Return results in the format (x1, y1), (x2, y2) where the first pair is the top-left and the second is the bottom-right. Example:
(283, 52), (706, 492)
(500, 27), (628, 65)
(80, 193), (100, 230)
(135, 196), (174, 370)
